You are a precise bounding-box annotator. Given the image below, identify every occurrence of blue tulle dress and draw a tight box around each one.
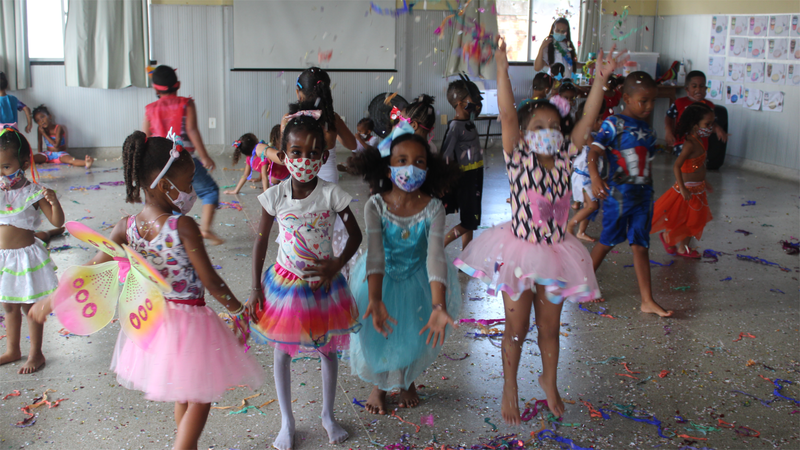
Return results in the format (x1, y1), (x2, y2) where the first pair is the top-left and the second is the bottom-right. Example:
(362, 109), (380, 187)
(348, 195), (461, 391)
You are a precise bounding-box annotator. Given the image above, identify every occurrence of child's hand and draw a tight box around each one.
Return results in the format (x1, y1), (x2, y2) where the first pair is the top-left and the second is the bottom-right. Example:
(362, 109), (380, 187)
(420, 306), (456, 348)
(590, 177), (609, 200)
(43, 189), (58, 206)
(223, 189), (238, 195)
(25, 123), (32, 133)
(246, 286), (265, 318)
(596, 45), (627, 80)
(363, 300), (397, 338)
(303, 258), (342, 292)
(680, 186), (691, 202)
(199, 155), (216, 171)
(664, 131), (676, 147)
(713, 123), (729, 142)
(495, 36), (509, 68)
(29, 299), (53, 324)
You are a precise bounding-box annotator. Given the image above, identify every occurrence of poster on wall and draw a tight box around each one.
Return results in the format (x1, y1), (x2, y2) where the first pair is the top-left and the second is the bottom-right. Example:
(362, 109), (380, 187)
(743, 87), (762, 110)
(709, 57), (726, 77)
(762, 91), (784, 112)
(767, 39), (788, 59)
(710, 16), (728, 55)
(769, 15), (791, 37)
(727, 63), (744, 82)
(788, 64), (800, 86)
(747, 38), (766, 59)
(726, 84), (743, 105)
(792, 15), (800, 37)
(749, 16), (768, 37)
(765, 63), (786, 85)
(790, 39), (800, 60)
(730, 37), (748, 57)
(731, 16), (748, 36)
(745, 62), (765, 83)
(706, 80), (724, 100)
(710, 35), (726, 55)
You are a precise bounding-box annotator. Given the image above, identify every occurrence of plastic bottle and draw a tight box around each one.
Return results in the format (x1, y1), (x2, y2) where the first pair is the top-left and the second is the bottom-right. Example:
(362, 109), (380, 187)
(677, 60), (686, 85)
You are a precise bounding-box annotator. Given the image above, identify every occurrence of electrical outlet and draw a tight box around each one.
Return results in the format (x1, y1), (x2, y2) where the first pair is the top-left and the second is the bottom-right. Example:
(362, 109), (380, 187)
(209, 118), (217, 129)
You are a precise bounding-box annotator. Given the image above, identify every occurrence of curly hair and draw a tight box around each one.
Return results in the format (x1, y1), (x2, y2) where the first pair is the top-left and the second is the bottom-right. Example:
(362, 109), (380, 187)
(403, 94), (436, 130)
(122, 131), (193, 204)
(281, 115), (327, 154)
(675, 103), (714, 139)
(517, 99), (571, 135)
(268, 124), (281, 147)
(0, 127), (32, 166)
(293, 67), (337, 133)
(232, 133), (258, 165)
(32, 104), (51, 120)
(347, 133), (459, 198)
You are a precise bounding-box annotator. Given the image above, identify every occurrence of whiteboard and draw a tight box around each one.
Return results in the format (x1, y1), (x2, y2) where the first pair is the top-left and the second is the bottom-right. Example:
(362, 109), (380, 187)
(233, 0), (396, 70)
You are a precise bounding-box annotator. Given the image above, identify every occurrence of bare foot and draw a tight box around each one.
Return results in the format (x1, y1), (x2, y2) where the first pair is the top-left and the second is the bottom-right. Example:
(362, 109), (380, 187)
(641, 298), (674, 317)
(19, 353), (45, 374)
(505, 197), (511, 203)
(365, 386), (388, 415)
(201, 230), (225, 246)
(272, 417), (295, 450)
(576, 232), (596, 243)
(322, 417), (349, 444)
(0, 349), (22, 366)
(85, 155), (94, 169)
(398, 383), (419, 408)
(500, 381), (521, 425)
(538, 375), (565, 418)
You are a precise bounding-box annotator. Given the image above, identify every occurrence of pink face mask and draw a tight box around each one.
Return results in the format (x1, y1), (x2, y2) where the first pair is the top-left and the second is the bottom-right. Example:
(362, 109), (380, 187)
(285, 157), (322, 183)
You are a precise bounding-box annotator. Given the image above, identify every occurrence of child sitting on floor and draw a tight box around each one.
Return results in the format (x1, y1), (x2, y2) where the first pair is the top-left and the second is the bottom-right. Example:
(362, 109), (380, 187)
(31, 105), (93, 168)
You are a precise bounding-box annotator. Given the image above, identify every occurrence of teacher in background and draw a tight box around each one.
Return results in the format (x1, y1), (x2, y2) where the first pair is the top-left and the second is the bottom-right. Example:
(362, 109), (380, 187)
(534, 18), (581, 78)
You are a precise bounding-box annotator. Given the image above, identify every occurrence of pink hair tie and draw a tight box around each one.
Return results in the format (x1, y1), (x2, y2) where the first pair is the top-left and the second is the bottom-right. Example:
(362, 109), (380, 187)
(549, 95), (571, 118)
(285, 110), (322, 121)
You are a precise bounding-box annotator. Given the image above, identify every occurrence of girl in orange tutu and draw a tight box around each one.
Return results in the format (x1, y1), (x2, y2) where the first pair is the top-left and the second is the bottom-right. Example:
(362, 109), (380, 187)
(652, 103), (714, 258)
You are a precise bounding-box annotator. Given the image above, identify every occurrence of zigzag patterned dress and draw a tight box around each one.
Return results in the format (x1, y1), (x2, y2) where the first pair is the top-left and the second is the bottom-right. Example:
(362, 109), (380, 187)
(454, 139), (600, 303)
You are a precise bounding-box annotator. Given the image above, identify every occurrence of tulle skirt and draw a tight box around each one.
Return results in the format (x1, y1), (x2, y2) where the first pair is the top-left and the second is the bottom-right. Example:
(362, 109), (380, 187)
(454, 222), (600, 303)
(348, 255), (462, 391)
(651, 181), (712, 246)
(0, 239), (58, 303)
(251, 263), (360, 356)
(110, 302), (264, 403)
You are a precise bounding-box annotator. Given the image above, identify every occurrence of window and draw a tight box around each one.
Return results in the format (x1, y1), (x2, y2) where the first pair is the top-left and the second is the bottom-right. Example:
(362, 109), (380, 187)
(497, 0), (581, 63)
(26, 0), (68, 61)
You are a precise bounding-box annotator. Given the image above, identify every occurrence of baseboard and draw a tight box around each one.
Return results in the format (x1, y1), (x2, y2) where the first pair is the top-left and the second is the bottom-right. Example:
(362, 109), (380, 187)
(722, 155), (799, 181)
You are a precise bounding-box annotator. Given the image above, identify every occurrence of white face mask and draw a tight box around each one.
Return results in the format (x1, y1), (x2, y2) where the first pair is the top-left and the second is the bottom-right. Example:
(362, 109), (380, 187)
(166, 179), (197, 215)
(696, 126), (713, 138)
(285, 157), (323, 183)
(523, 129), (564, 156)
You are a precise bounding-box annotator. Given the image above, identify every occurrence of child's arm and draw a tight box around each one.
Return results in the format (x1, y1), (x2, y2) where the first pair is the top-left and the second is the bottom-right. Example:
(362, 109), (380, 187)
(141, 116), (151, 137)
(224, 165), (251, 195)
(37, 188), (64, 229)
(265, 146), (283, 164)
(55, 125), (67, 151)
(533, 36), (553, 72)
(572, 46), (622, 148)
(496, 37), (520, 156)
(360, 198), (397, 337)
(22, 105), (32, 133)
(36, 127), (43, 153)
(672, 140), (694, 201)
(664, 108), (677, 147)
(588, 144), (609, 200)
(184, 100), (216, 171)
(260, 165), (269, 192)
(420, 201), (456, 348)
(354, 132), (368, 151)
(335, 114), (357, 150)
(712, 122), (728, 142)
(302, 206), (362, 291)
(178, 216), (243, 312)
(247, 208), (275, 316)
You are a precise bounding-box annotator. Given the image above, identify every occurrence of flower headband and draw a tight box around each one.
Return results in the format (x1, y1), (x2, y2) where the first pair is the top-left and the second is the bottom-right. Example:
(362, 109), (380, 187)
(0, 126), (38, 183)
(285, 110), (322, 122)
(149, 127), (185, 189)
(377, 121), (415, 157)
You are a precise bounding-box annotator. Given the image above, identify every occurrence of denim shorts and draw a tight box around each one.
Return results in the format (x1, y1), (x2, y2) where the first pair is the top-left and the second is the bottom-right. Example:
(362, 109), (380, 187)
(599, 184), (654, 248)
(192, 157), (219, 206)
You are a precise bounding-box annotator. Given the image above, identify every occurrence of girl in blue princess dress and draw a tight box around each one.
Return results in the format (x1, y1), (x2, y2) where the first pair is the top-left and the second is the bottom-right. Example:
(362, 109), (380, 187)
(347, 126), (462, 415)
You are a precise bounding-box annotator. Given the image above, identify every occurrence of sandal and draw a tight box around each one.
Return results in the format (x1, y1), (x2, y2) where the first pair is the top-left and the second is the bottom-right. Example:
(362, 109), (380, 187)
(659, 233), (677, 255)
(677, 245), (701, 259)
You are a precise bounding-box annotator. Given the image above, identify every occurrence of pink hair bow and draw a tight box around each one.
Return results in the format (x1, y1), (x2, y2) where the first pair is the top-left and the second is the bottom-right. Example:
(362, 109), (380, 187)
(285, 110), (322, 121)
(549, 95), (571, 118)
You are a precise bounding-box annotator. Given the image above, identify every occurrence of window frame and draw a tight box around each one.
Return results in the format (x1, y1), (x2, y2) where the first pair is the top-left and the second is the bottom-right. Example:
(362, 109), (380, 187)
(497, 0), (581, 64)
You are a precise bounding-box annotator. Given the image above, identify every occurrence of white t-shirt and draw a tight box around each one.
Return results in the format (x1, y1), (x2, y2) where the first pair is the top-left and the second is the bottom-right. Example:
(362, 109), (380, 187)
(258, 179), (352, 278)
(355, 135), (381, 152)
(543, 42), (575, 78)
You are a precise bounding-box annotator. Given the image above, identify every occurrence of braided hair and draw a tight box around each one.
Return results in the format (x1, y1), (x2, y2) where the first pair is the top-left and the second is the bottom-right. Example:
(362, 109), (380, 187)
(122, 131), (193, 204)
(232, 133), (258, 165)
(675, 103), (714, 139)
(292, 67), (337, 133)
(403, 94), (436, 131)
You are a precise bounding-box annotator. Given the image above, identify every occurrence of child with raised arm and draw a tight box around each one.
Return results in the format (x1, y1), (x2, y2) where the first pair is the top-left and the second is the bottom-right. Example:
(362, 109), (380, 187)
(587, 72), (674, 317)
(347, 127), (461, 415)
(652, 103), (715, 258)
(0, 127), (62, 374)
(248, 114), (362, 450)
(143, 65), (224, 245)
(454, 39), (609, 424)
(31, 105), (93, 168)
(664, 70), (727, 154)
(0, 73), (32, 132)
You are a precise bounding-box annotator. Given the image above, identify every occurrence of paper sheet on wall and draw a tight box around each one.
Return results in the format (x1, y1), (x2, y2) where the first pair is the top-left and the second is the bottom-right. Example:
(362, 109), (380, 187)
(745, 62), (765, 83)
(710, 16), (728, 55)
(761, 91), (784, 112)
(749, 16), (768, 37)
(792, 16), (800, 37)
(706, 80), (724, 100)
(747, 39), (766, 59)
(788, 64), (800, 86)
(709, 57), (726, 77)
(731, 16), (748, 37)
(767, 39), (789, 60)
(769, 15), (791, 37)
(727, 63), (744, 82)
(725, 84), (743, 105)
(729, 37), (748, 57)
(765, 63), (786, 85)
(790, 39), (800, 60)
(710, 35), (726, 55)
(742, 88), (762, 110)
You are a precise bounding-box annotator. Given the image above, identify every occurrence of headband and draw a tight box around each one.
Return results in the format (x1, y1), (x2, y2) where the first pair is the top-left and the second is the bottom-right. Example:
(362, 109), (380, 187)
(285, 110), (322, 122)
(377, 121), (415, 157)
(232, 139), (242, 149)
(149, 128), (185, 189)
(148, 66), (179, 91)
(391, 106), (432, 131)
(0, 126), (37, 183)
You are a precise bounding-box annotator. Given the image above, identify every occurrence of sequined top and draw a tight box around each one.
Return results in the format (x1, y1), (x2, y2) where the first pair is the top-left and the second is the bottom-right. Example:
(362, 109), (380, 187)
(0, 182), (45, 231)
(681, 136), (707, 173)
(364, 195), (447, 284)
(506, 140), (576, 245)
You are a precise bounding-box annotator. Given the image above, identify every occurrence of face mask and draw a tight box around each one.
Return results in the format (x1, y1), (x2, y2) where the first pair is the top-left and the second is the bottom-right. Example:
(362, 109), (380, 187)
(285, 157), (322, 183)
(553, 32), (567, 42)
(696, 126), (713, 138)
(389, 165), (427, 192)
(523, 129), (564, 156)
(166, 179), (197, 215)
(360, 133), (371, 140)
(0, 168), (25, 191)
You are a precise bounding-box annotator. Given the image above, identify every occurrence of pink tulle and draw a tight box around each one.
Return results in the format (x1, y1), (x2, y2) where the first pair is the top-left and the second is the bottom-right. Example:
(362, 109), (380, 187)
(455, 222), (600, 303)
(111, 302), (264, 403)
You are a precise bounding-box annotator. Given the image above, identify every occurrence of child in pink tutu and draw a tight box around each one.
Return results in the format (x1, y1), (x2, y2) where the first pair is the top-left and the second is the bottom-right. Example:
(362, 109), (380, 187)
(36, 131), (264, 449)
(454, 39), (621, 424)
(248, 114), (363, 450)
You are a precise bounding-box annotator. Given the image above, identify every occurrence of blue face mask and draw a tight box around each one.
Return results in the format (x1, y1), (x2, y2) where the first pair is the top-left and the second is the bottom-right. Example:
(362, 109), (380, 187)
(389, 165), (427, 192)
(553, 32), (567, 42)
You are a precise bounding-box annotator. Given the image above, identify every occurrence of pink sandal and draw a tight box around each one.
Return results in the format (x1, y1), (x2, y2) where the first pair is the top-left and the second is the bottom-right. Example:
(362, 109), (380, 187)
(659, 233), (677, 255)
(677, 245), (701, 259)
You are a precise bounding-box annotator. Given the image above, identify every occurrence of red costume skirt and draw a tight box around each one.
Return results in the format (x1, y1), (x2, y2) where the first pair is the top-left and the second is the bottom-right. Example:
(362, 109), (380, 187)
(651, 181), (712, 246)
